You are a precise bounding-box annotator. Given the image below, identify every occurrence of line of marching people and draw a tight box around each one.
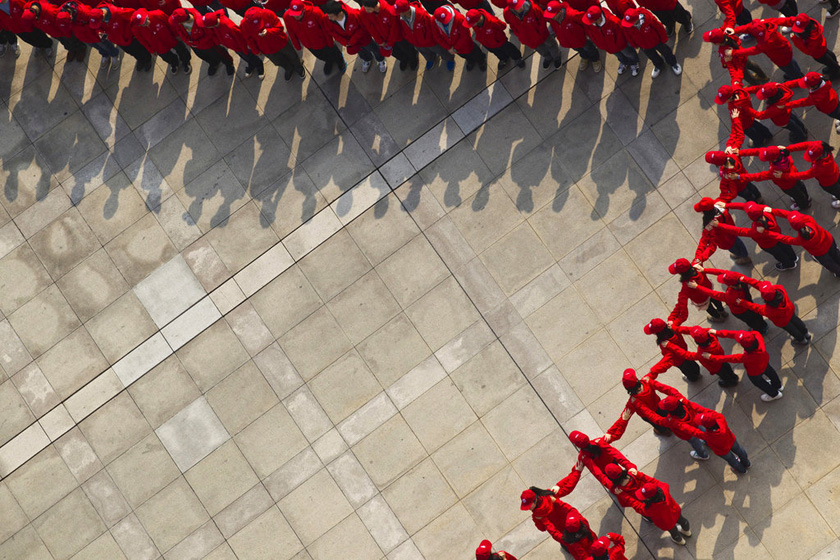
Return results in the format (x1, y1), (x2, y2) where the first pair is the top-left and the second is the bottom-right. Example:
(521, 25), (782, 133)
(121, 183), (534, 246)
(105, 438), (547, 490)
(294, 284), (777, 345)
(0, 0), (694, 81)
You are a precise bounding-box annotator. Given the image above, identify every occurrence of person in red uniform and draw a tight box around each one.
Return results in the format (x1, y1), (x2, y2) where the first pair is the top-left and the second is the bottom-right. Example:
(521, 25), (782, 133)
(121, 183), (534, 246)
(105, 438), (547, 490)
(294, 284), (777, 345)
(140, 0), (179, 16)
(730, 145), (811, 209)
(582, 5), (639, 76)
(699, 329), (785, 400)
(503, 0), (562, 69)
(131, 8), (192, 73)
(394, 0), (451, 70)
(675, 325), (740, 387)
(1, 0), (53, 54)
(715, 0), (751, 28)
(241, 6), (304, 79)
(714, 86), (774, 148)
(733, 19), (802, 80)
(219, 0), (251, 16)
(715, 200), (798, 270)
(89, 4), (153, 71)
(465, 7), (524, 70)
(747, 81), (808, 143)
(784, 72), (840, 133)
(358, 0), (418, 70)
(695, 411), (751, 473)
(619, 7), (680, 78)
(644, 318), (702, 382)
(701, 269), (769, 332)
(321, 1), (385, 73)
(656, 395), (711, 460)
(202, 10), (264, 78)
(284, 0), (345, 74)
(432, 5), (486, 71)
(560, 513), (597, 559)
(602, 463), (663, 512)
(778, 14), (840, 78)
(763, 208), (840, 276)
(613, 368), (672, 436)
(735, 274), (812, 345)
(667, 258), (728, 325)
(24, 0), (88, 60)
(630, 483), (691, 545)
(703, 27), (769, 85)
(636, 0), (691, 37)
(544, 1), (600, 72)
(586, 533), (627, 560)
(771, 140), (840, 208)
(57, 0), (121, 66)
(692, 197), (752, 265)
(704, 149), (762, 203)
(169, 7), (235, 75)
(568, 430), (638, 489)
(475, 539), (517, 560)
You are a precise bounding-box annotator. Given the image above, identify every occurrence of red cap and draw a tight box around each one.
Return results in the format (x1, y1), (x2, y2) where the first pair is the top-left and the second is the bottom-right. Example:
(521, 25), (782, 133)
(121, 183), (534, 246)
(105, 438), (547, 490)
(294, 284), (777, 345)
(287, 1), (305, 16)
(644, 318), (667, 335)
(748, 20), (766, 38)
(520, 489), (537, 510)
(689, 325), (709, 343)
(169, 9), (189, 24)
(694, 197), (716, 212)
(705, 150), (727, 165)
(394, 0), (410, 11)
(803, 71), (823, 88)
(659, 396), (680, 412)
(736, 330), (756, 348)
(756, 82), (778, 101)
(88, 9), (104, 28)
(668, 258), (691, 275)
(604, 463), (625, 481)
(583, 5), (602, 24)
(569, 430), (590, 448)
(703, 28), (725, 43)
(757, 281), (777, 301)
(132, 9), (148, 25)
(787, 211), (807, 230)
(621, 368), (639, 389)
(565, 512), (582, 531)
(545, 0), (563, 15)
(202, 11), (220, 26)
(744, 201), (765, 221)
(637, 483), (658, 499)
(718, 271), (740, 286)
(508, 0), (526, 10)
(621, 7), (639, 27)
(758, 146), (781, 162)
(464, 8), (481, 25)
(805, 143), (825, 162)
(21, 8), (37, 23)
(792, 14), (810, 33)
(715, 84), (733, 104)
(475, 540), (492, 560)
(434, 6), (453, 23)
(699, 413), (718, 428)
(56, 10), (72, 23)
(590, 537), (611, 556)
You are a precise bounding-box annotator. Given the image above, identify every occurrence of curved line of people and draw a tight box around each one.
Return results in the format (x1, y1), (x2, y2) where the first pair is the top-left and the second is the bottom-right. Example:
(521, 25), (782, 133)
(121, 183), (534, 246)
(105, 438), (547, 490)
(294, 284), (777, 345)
(475, 3), (840, 560)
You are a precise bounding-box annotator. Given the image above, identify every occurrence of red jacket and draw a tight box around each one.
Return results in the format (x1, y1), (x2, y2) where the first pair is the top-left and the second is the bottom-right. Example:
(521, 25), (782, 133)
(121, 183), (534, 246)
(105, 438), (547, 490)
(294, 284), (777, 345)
(631, 480), (681, 530)
(470, 9), (508, 49)
(504, 2), (550, 49)
(27, 1), (69, 38)
(169, 7), (217, 49)
(765, 208), (833, 257)
(577, 437), (637, 490)
(94, 4), (136, 46)
(546, 4), (588, 49)
(744, 83), (794, 127)
(604, 0), (634, 17)
(779, 141), (840, 187)
(325, 3), (372, 53)
(585, 533), (627, 560)
(284, 2), (335, 50)
(737, 279), (795, 327)
(651, 330), (692, 376)
(704, 329), (770, 376)
(689, 409), (735, 456)
(778, 15), (827, 58)
(241, 7), (289, 54)
(675, 325), (726, 375)
(204, 10), (251, 53)
(715, 204), (784, 250)
(432, 6), (474, 53)
(141, 0), (179, 15)
(2, 0), (33, 33)
(358, 1), (403, 50)
(694, 207), (740, 261)
(715, 0), (744, 28)
(786, 78), (839, 115)
(734, 21), (792, 66)
(584, 7), (628, 53)
(131, 8), (178, 53)
(396, 3), (438, 48)
(667, 269), (714, 326)
(60, 3), (106, 43)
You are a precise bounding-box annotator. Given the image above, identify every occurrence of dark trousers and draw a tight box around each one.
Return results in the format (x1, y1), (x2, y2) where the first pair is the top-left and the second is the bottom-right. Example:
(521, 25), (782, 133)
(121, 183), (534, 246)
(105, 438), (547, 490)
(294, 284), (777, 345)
(785, 114), (808, 142)
(236, 50), (264, 73)
(667, 515), (690, 539)
(654, 1), (691, 31)
(92, 39), (120, 58)
(392, 39), (418, 68)
(642, 43), (677, 69)
(679, 360), (701, 382)
(779, 0), (798, 15)
(266, 43), (303, 72)
(782, 180), (811, 209)
(357, 40), (384, 62)
(749, 364), (782, 397)
(764, 242), (797, 267)
(822, 180), (840, 200)
(707, 298), (726, 319)
(193, 46), (233, 68)
(59, 36), (87, 57)
(310, 44), (344, 67)
(159, 41), (191, 67)
(783, 314), (809, 341)
(416, 45), (454, 63)
(780, 59), (803, 81)
(816, 50), (840, 77)
(573, 40), (600, 62)
(738, 182), (762, 203)
(487, 41), (523, 63)
(745, 121), (773, 146)
(735, 7), (752, 25)
(459, 43), (486, 67)
(729, 237), (749, 259)
(733, 309), (768, 333)
(716, 362), (740, 385)
(815, 240), (840, 276)
(18, 30), (53, 50)
(615, 46), (639, 66)
(121, 40), (152, 65)
(0, 30), (16, 46)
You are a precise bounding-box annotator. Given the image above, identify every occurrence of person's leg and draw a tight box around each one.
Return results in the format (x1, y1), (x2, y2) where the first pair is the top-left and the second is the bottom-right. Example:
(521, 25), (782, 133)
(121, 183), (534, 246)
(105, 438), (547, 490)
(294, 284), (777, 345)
(779, 0), (798, 15)
(122, 39), (152, 68)
(677, 515), (690, 532)
(500, 41), (523, 62)
(730, 439), (750, 467)
(461, 43), (486, 70)
(357, 43), (374, 62)
(763, 364), (783, 391)
(786, 180), (811, 209)
(748, 372), (779, 397)
(780, 58), (803, 80)
(766, 242), (798, 268)
(707, 298), (727, 320)
(738, 181), (762, 202)
(735, 6), (752, 25)
(174, 41), (192, 69)
(192, 47), (222, 73)
(784, 115), (808, 142)
(393, 40), (418, 70)
(416, 45), (437, 66)
(581, 40), (600, 62)
(720, 449), (747, 472)
(621, 45), (639, 66)
(734, 309), (768, 333)
(18, 30), (53, 50)
(654, 9), (675, 34)
(159, 49), (180, 69)
(656, 42), (677, 66)
(729, 237), (750, 259)
(688, 437), (709, 459)
(783, 314), (810, 342)
(816, 50), (840, 77)
(678, 360), (701, 382)
(642, 46), (665, 70)
(672, 1), (692, 27)
(716, 362), (740, 386)
(280, 42), (304, 74)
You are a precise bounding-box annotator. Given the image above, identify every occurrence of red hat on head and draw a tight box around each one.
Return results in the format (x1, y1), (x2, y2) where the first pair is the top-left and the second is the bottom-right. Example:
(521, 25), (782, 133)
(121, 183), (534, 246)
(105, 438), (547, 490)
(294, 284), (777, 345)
(744, 201), (765, 221)
(621, 7), (639, 26)
(689, 325), (709, 343)
(170, 9), (189, 23)
(604, 463), (625, 481)
(520, 489), (536, 510)
(805, 143), (826, 162)
(565, 512), (582, 531)
(88, 9), (104, 28)
(202, 11), (220, 26)
(705, 150), (727, 165)
(694, 197), (717, 212)
(668, 258), (691, 275)
(434, 6), (453, 23)
(737, 330), (756, 348)
(590, 537), (611, 556)
(394, 0), (410, 11)
(757, 281), (777, 300)
(287, 1), (305, 16)
(545, 0), (563, 15)
(644, 318), (667, 335)
(132, 9), (148, 24)
(715, 84), (733, 104)
(748, 20), (766, 38)
(637, 483), (659, 499)
(508, 0), (526, 10)
(787, 211), (808, 230)
(718, 271), (740, 286)
(792, 14), (810, 33)
(464, 8), (481, 25)
(703, 28), (725, 43)
(569, 430), (590, 448)
(756, 82), (778, 101)
(659, 396), (680, 412)
(758, 146), (781, 162)
(622, 368), (639, 389)
(56, 10), (72, 23)
(475, 540), (492, 560)
(803, 71), (823, 88)
(21, 8), (37, 23)
(583, 5), (602, 24)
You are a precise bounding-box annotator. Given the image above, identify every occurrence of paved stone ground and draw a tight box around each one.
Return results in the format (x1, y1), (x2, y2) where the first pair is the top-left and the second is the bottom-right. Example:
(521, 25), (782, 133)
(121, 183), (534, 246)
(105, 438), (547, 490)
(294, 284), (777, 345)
(3, 0), (840, 559)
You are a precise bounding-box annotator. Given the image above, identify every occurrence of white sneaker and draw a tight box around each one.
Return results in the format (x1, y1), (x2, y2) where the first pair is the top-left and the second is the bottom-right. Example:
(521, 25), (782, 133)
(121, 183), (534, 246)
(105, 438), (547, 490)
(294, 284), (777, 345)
(671, 533), (686, 545)
(689, 450), (710, 461)
(617, 62), (627, 75)
(672, 63), (682, 75)
(760, 390), (783, 402)
(834, 119), (840, 132)
(361, 60), (372, 73)
(677, 523), (692, 537)
(378, 60), (386, 73)
(631, 64), (640, 77)
(651, 66), (661, 78)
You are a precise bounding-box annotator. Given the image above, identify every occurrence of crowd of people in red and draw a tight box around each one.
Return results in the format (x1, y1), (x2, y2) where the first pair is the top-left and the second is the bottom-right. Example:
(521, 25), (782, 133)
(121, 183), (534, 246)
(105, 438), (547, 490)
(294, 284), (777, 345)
(472, 1), (840, 559)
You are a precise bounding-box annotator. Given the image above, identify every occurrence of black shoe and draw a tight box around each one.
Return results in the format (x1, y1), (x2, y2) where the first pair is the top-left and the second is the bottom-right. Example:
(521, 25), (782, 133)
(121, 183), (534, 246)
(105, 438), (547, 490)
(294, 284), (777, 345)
(143, 59), (153, 72)
(517, 58), (525, 69)
(718, 378), (739, 388)
(479, 60), (487, 71)
(226, 63), (234, 76)
(665, 24), (675, 36)
(183, 63), (192, 74)
(399, 59), (408, 71)
(554, 57), (562, 68)
(324, 61), (333, 75)
(208, 63), (219, 76)
(284, 68), (293, 81)
(466, 60), (475, 71)
(170, 62), (179, 75)
(684, 20), (694, 34)
(410, 57), (419, 70)
(135, 59), (143, 72)
(542, 57), (550, 69)
(297, 65), (305, 78)
(828, 4), (840, 18)
(497, 59), (508, 71)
